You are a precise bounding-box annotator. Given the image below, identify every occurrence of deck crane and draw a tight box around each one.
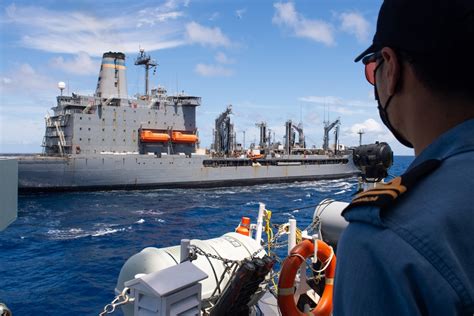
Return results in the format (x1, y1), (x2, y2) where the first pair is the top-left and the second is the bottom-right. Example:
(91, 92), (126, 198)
(323, 118), (340, 151)
(213, 105), (234, 155)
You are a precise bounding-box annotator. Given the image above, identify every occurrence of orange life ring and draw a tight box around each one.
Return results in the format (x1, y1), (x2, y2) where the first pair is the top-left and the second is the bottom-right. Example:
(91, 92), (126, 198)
(277, 239), (336, 316)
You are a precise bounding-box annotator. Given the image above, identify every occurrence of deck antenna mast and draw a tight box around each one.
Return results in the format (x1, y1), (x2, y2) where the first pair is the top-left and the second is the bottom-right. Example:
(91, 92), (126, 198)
(58, 82), (66, 96)
(358, 129), (365, 146)
(134, 48), (157, 97)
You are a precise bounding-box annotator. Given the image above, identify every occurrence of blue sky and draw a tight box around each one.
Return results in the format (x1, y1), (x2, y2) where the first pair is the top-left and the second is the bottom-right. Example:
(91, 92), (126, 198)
(0, 0), (413, 155)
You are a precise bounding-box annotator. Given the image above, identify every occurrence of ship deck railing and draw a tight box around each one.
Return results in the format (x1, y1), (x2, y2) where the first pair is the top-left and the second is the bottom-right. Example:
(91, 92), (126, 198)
(202, 158), (349, 168)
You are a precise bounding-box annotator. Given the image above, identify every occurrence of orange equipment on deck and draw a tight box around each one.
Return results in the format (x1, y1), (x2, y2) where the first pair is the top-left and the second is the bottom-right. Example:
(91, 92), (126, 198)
(140, 130), (170, 142)
(171, 131), (198, 144)
(235, 217), (251, 236)
(248, 153), (264, 160)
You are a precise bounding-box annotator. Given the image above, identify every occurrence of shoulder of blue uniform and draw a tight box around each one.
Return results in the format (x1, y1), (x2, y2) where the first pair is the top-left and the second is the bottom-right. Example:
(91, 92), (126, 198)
(406, 118), (474, 173)
(342, 159), (442, 225)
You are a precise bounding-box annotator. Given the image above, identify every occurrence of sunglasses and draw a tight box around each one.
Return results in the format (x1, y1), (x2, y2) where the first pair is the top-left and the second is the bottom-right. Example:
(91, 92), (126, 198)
(362, 52), (383, 85)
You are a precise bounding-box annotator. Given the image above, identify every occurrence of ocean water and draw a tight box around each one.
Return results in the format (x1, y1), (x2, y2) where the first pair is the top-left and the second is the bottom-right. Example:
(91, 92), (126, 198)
(0, 156), (413, 315)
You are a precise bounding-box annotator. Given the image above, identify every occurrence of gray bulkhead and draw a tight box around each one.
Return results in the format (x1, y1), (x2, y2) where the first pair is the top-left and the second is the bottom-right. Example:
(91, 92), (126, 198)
(71, 99), (198, 156)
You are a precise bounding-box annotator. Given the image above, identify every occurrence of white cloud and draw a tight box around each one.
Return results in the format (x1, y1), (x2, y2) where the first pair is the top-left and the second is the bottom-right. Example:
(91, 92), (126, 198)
(0, 115), (44, 146)
(273, 2), (335, 46)
(296, 20), (334, 45)
(330, 106), (364, 116)
(162, 0), (189, 10)
(340, 118), (403, 151)
(50, 52), (100, 76)
(4, 3), (187, 56)
(236, 8), (246, 19)
(215, 52), (235, 64)
(299, 95), (376, 108)
(298, 95), (378, 117)
(209, 12), (220, 21)
(339, 12), (370, 43)
(136, 0), (189, 27)
(0, 63), (56, 93)
(273, 2), (298, 25)
(195, 64), (233, 77)
(137, 11), (184, 27)
(0, 64), (57, 154)
(185, 22), (231, 47)
(349, 118), (383, 135)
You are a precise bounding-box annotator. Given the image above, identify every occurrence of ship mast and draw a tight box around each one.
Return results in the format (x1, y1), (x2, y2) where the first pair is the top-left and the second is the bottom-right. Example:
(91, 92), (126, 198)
(134, 48), (157, 97)
(357, 129), (365, 146)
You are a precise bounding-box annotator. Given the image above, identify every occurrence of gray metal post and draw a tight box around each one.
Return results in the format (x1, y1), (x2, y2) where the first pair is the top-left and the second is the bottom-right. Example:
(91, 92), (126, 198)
(145, 65), (149, 96)
(180, 239), (190, 263)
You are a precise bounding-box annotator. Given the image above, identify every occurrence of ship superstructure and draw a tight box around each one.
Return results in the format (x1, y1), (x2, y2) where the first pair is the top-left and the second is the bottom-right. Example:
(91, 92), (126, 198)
(16, 50), (364, 192)
(43, 51), (200, 158)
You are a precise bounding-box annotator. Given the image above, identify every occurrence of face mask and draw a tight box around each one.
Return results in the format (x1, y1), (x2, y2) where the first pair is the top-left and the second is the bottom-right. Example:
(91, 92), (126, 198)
(374, 84), (413, 148)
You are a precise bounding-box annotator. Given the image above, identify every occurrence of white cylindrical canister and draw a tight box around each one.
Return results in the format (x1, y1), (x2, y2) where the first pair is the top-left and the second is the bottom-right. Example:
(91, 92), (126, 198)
(313, 199), (349, 246)
(116, 232), (264, 316)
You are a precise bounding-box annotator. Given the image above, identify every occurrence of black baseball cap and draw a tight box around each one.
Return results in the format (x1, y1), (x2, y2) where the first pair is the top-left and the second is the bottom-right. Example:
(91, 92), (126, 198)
(355, 0), (474, 62)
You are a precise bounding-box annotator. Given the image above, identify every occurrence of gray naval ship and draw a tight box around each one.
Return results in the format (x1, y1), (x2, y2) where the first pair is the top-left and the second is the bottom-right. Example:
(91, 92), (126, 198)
(17, 49), (365, 192)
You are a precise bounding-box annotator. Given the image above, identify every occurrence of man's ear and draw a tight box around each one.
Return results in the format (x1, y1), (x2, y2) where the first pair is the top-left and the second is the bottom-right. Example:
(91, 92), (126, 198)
(381, 47), (401, 96)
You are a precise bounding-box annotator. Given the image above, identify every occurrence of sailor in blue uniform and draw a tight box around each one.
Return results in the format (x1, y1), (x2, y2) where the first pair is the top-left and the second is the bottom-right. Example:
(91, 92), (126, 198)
(334, 0), (474, 315)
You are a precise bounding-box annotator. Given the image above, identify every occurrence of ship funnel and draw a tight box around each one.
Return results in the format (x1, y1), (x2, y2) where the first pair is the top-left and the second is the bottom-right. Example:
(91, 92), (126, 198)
(95, 52), (128, 99)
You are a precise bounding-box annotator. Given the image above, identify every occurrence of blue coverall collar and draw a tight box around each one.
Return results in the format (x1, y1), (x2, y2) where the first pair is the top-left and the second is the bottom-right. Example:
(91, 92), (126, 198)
(407, 118), (474, 172)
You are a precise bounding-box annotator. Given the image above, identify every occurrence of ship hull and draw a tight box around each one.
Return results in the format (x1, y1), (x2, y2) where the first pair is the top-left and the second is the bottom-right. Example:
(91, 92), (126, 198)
(17, 154), (360, 192)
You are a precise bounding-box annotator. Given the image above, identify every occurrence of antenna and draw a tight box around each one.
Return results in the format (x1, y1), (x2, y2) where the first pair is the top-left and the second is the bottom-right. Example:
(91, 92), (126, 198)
(134, 48), (157, 97)
(357, 129), (365, 146)
(57, 81), (66, 96)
